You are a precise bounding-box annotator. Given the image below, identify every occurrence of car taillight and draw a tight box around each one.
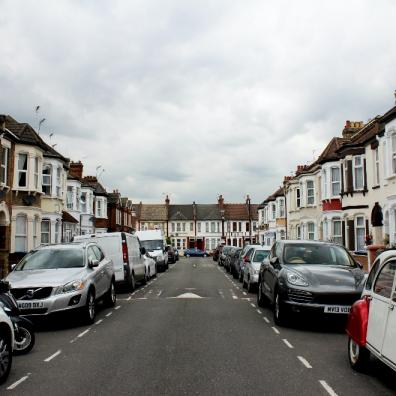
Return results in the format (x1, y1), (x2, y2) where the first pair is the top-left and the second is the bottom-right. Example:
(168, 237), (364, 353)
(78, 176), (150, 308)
(243, 256), (249, 263)
(122, 241), (128, 263)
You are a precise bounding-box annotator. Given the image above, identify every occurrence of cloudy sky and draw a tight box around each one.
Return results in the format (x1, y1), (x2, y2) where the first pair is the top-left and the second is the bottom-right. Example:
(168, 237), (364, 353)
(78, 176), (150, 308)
(1, 0), (396, 204)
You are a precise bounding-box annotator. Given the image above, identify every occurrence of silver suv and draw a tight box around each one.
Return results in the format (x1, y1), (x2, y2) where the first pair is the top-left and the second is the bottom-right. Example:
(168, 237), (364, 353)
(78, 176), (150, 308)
(6, 242), (116, 324)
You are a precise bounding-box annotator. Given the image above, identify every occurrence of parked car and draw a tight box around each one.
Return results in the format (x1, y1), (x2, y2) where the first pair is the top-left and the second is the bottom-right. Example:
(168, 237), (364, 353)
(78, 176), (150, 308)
(167, 246), (177, 264)
(238, 244), (259, 282)
(346, 249), (396, 372)
(257, 240), (366, 326)
(144, 255), (157, 280)
(219, 245), (233, 266)
(0, 305), (13, 384)
(213, 244), (223, 262)
(184, 248), (208, 257)
(74, 232), (147, 290)
(6, 242), (117, 324)
(229, 248), (242, 278)
(242, 246), (270, 292)
(224, 247), (238, 272)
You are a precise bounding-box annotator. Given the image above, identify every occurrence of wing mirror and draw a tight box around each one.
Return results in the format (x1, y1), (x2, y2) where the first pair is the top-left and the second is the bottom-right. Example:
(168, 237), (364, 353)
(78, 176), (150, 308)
(140, 247), (146, 255)
(270, 256), (279, 266)
(11, 264), (16, 271)
(88, 258), (99, 268)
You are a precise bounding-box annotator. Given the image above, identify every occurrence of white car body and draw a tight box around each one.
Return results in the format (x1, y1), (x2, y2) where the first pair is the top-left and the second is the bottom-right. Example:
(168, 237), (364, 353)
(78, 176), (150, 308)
(243, 246), (271, 286)
(144, 256), (157, 279)
(74, 232), (146, 287)
(362, 250), (396, 371)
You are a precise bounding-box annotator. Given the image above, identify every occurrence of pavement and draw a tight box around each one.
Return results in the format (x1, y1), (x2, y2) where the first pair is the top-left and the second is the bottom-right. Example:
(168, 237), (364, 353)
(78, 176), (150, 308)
(1, 257), (395, 395)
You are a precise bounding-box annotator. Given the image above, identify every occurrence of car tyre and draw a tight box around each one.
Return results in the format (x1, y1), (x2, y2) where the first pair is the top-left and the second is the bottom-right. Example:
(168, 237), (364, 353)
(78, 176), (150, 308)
(83, 289), (96, 325)
(247, 277), (254, 293)
(348, 337), (370, 372)
(0, 332), (12, 385)
(104, 279), (116, 308)
(273, 291), (288, 327)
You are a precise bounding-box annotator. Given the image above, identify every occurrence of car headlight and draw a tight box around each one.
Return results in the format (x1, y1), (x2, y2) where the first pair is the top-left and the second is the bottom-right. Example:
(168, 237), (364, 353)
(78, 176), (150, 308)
(56, 280), (86, 294)
(0, 301), (11, 313)
(286, 270), (309, 287)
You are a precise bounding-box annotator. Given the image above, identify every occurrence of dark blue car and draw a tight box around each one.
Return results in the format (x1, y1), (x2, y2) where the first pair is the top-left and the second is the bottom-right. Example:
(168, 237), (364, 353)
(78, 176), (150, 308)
(184, 248), (208, 257)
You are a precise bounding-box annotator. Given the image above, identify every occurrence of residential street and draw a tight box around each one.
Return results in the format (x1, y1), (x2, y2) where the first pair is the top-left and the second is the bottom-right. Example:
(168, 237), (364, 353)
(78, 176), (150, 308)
(2, 258), (395, 396)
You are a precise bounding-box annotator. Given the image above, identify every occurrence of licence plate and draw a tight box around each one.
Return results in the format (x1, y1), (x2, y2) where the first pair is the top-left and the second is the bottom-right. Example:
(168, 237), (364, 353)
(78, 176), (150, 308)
(324, 305), (351, 314)
(18, 301), (44, 310)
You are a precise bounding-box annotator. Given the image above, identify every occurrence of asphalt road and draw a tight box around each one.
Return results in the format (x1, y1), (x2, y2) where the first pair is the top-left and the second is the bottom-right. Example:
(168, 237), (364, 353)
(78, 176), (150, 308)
(2, 258), (395, 395)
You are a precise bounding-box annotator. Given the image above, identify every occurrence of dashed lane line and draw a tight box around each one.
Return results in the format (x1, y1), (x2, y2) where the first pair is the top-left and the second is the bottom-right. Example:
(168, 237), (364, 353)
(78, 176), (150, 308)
(263, 317), (270, 323)
(127, 296), (132, 301)
(282, 339), (294, 349)
(95, 319), (103, 325)
(7, 374), (30, 390)
(256, 309), (262, 314)
(319, 381), (338, 396)
(232, 295), (238, 300)
(243, 292), (247, 296)
(271, 326), (280, 335)
(44, 350), (62, 362)
(106, 312), (113, 317)
(250, 303), (256, 308)
(297, 356), (312, 369)
(115, 305), (121, 310)
(78, 329), (90, 338)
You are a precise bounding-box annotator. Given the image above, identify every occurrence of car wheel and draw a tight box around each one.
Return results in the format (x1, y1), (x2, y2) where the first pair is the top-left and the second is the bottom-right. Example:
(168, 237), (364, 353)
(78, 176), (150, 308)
(0, 332), (12, 385)
(142, 270), (147, 285)
(13, 321), (35, 355)
(348, 337), (370, 372)
(83, 289), (96, 324)
(257, 282), (267, 307)
(105, 279), (116, 308)
(273, 291), (287, 327)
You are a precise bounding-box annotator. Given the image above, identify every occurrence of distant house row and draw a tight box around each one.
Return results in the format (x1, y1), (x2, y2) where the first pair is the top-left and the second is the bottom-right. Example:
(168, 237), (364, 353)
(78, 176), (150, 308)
(257, 93), (396, 267)
(0, 115), (135, 276)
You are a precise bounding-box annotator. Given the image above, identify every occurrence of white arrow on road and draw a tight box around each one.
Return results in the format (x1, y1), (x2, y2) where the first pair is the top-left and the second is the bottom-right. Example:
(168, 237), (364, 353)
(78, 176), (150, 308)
(168, 292), (204, 299)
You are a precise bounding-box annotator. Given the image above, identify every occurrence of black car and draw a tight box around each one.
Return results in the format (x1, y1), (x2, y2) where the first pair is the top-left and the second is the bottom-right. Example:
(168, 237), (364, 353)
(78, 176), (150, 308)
(257, 240), (366, 326)
(229, 248), (242, 278)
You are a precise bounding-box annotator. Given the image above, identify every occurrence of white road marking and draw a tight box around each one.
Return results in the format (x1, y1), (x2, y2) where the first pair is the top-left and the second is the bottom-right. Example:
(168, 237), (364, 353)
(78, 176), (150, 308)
(319, 381), (338, 396)
(168, 293), (204, 299)
(250, 303), (256, 308)
(136, 297), (148, 300)
(148, 290), (153, 294)
(157, 290), (163, 297)
(7, 374), (30, 390)
(218, 290), (225, 299)
(282, 339), (294, 349)
(236, 286), (240, 290)
(243, 291), (247, 296)
(232, 295), (238, 300)
(297, 356), (312, 369)
(44, 350), (62, 362)
(271, 326), (280, 335)
(95, 319), (103, 325)
(256, 309), (262, 314)
(78, 329), (90, 338)
(131, 291), (136, 296)
(106, 312), (113, 317)
(115, 305), (121, 310)
(127, 296), (131, 301)
(263, 317), (270, 323)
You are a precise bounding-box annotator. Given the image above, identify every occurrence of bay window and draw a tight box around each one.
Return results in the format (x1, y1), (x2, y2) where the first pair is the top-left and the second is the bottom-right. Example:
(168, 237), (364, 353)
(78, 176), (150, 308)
(307, 222), (315, 240)
(331, 167), (341, 196)
(306, 181), (315, 205)
(34, 157), (39, 190)
(353, 156), (364, 190)
(41, 219), (50, 244)
(296, 188), (301, 208)
(15, 215), (27, 252)
(67, 187), (73, 209)
(332, 219), (343, 245)
(374, 147), (380, 185)
(56, 167), (61, 197)
(272, 203), (276, 219)
(0, 147), (8, 185)
(17, 153), (28, 188)
(42, 165), (52, 195)
(279, 198), (285, 217)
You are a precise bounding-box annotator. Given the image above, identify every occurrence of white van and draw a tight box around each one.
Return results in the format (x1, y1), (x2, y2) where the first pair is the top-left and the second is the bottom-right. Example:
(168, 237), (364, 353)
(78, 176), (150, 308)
(74, 232), (146, 290)
(135, 230), (169, 271)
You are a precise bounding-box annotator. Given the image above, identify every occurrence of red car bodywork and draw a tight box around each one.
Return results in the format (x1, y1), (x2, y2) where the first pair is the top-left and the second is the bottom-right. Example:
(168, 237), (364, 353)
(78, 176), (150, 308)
(346, 298), (370, 346)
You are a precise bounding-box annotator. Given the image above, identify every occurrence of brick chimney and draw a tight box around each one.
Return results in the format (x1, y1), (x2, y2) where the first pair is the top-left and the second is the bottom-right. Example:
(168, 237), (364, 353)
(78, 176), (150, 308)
(0, 115), (5, 131)
(70, 161), (84, 179)
(342, 120), (364, 139)
(218, 194), (224, 210)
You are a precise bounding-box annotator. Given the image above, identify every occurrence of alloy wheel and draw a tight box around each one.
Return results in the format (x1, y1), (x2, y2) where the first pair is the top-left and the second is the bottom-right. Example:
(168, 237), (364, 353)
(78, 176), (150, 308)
(0, 337), (11, 380)
(349, 338), (360, 364)
(15, 327), (32, 352)
(88, 293), (95, 320)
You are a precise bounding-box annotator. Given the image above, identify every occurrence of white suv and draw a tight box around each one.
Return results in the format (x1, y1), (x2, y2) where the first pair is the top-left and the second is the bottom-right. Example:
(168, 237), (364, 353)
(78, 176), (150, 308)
(0, 306), (14, 384)
(347, 249), (396, 372)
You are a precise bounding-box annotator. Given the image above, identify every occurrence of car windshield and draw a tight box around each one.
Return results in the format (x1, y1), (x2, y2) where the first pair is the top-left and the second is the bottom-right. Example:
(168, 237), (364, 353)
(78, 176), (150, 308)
(283, 243), (354, 266)
(15, 249), (85, 270)
(141, 240), (164, 251)
(253, 250), (269, 262)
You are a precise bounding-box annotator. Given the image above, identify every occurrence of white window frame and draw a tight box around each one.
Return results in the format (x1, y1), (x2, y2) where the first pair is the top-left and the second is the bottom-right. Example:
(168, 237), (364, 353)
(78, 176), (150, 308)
(205, 222), (209, 233)
(66, 186), (73, 210)
(296, 225), (301, 240)
(332, 219), (343, 245)
(34, 157), (39, 190)
(391, 133), (396, 175)
(355, 215), (366, 252)
(331, 167), (341, 197)
(0, 147), (8, 185)
(42, 164), (52, 195)
(353, 155), (364, 190)
(374, 147), (380, 185)
(197, 222), (201, 233)
(307, 222), (315, 240)
(41, 219), (51, 245)
(272, 203), (276, 220)
(56, 167), (61, 197)
(279, 198), (285, 218)
(17, 153), (28, 188)
(296, 187), (301, 208)
(15, 214), (27, 252)
(306, 180), (315, 206)
(322, 169), (327, 199)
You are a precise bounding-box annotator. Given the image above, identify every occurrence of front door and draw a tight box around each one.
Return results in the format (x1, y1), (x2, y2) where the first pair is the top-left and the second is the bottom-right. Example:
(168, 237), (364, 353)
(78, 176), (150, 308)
(367, 260), (396, 354)
(380, 260), (396, 364)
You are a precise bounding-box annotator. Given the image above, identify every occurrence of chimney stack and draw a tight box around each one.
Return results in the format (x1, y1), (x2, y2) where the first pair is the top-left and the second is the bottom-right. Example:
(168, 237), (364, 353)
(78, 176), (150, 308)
(165, 195), (170, 206)
(342, 120), (364, 139)
(70, 161), (84, 179)
(0, 115), (6, 131)
(218, 194), (224, 209)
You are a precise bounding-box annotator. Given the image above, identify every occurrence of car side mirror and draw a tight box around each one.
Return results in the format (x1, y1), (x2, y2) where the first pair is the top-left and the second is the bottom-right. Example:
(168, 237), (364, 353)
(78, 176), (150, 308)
(11, 264), (16, 271)
(270, 256), (279, 266)
(140, 247), (146, 255)
(88, 258), (99, 268)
